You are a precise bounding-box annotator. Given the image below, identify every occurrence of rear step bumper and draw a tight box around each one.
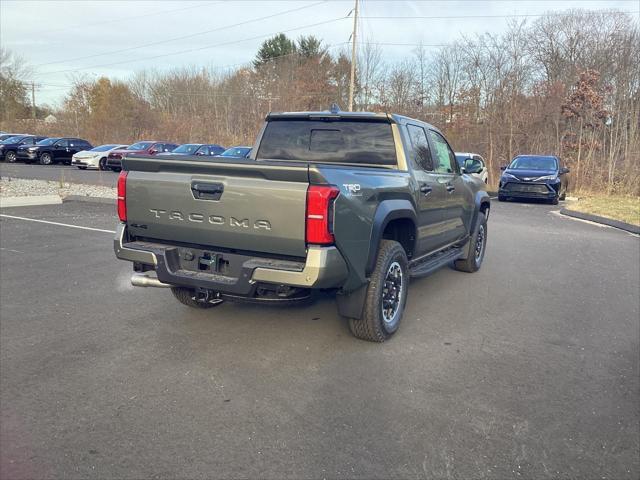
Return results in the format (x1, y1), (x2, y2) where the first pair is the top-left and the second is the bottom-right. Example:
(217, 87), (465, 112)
(114, 223), (349, 294)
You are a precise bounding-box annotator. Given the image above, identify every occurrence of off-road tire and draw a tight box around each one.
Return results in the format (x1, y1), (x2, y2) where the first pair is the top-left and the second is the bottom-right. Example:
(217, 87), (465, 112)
(454, 212), (487, 273)
(99, 157), (108, 171)
(171, 287), (221, 309)
(348, 240), (408, 342)
(5, 151), (17, 163)
(39, 152), (52, 165)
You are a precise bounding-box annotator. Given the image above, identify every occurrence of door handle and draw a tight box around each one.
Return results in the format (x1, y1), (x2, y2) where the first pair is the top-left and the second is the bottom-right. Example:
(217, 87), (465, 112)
(446, 184), (456, 193)
(420, 184), (432, 196)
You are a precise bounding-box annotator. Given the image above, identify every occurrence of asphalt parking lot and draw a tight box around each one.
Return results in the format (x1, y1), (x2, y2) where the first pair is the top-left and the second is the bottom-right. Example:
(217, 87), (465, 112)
(1, 199), (638, 479)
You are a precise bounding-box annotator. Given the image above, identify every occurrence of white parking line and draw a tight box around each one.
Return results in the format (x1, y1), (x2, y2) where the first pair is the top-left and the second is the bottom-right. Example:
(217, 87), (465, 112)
(0, 214), (115, 234)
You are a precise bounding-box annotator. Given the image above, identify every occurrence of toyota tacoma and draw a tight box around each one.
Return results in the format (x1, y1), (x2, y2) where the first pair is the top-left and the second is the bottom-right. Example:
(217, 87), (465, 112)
(114, 110), (490, 342)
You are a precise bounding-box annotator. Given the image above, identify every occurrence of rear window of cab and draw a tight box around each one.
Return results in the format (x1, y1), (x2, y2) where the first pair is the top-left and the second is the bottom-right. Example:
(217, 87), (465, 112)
(256, 120), (397, 165)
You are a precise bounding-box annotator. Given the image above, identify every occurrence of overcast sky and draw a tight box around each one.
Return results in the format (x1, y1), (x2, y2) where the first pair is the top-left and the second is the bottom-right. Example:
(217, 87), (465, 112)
(1, 0), (637, 106)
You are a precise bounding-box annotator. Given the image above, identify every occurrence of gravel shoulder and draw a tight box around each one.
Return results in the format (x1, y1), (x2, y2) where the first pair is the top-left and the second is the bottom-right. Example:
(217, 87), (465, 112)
(0, 177), (116, 199)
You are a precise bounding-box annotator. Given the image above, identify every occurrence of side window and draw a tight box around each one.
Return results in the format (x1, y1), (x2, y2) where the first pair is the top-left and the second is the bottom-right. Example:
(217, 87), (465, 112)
(197, 146), (209, 155)
(154, 144), (163, 152)
(428, 130), (456, 174)
(406, 124), (433, 171)
(22, 138), (34, 145)
(56, 139), (69, 148)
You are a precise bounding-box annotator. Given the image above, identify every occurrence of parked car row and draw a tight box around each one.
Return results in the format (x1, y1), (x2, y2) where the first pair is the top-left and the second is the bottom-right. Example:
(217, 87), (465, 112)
(0, 133), (252, 171)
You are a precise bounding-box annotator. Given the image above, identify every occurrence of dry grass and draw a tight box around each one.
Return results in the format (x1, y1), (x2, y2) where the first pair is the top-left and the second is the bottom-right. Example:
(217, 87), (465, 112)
(569, 194), (640, 226)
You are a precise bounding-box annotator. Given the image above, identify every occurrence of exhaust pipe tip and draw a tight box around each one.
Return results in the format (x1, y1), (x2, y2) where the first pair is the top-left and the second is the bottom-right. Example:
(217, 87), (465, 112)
(131, 274), (171, 288)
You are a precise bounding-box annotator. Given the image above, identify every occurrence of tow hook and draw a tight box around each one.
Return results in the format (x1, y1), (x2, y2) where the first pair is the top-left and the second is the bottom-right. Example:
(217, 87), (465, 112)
(192, 287), (224, 306)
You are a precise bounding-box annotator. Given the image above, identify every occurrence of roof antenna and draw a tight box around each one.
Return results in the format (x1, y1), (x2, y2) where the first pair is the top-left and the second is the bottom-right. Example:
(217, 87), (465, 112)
(330, 103), (341, 114)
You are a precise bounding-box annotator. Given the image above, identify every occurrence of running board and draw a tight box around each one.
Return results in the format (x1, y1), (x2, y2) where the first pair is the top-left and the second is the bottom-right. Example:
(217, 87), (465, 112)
(409, 247), (464, 278)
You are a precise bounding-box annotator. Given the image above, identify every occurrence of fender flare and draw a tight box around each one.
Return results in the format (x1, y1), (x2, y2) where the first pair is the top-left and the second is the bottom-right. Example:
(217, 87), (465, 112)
(470, 191), (491, 230)
(458, 191), (490, 260)
(365, 199), (417, 275)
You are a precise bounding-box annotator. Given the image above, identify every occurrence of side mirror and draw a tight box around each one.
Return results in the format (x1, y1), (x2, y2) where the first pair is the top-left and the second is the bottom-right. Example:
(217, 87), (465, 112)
(460, 167), (467, 174)
(149, 149), (158, 155)
(500, 165), (507, 171)
(560, 167), (570, 174)
(465, 162), (482, 174)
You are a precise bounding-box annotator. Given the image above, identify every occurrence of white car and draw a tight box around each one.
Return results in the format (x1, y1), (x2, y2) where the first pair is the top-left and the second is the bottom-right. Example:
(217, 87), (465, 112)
(455, 152), (489, 184)
(72, 144), (128, 171)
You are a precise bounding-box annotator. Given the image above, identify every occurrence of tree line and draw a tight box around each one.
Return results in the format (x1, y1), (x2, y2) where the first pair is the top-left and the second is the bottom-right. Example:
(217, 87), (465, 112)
(1, 10), (638, 194)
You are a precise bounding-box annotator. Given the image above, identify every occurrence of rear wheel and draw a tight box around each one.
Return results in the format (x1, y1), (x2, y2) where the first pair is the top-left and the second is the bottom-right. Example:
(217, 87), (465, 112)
(347, 240), (408, 342)
(171, 287), (223, 309)
(39, 152), (53, 165)
(454, 212), (487, 273)
(5, 151), (17, 163)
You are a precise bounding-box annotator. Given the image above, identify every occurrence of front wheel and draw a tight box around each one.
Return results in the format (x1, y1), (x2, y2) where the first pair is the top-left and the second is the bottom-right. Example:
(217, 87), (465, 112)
(5, 151), (17, 163)
(39, 153), (53, 165)
(347, 240), (408, 342)
(99, 157), (108, 171)
(454, 212), (487, 273)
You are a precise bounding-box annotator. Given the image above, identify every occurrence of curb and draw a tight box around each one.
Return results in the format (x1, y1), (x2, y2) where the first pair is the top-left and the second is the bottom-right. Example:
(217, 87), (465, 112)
(560, 208), (640, 234)
(63, 195), (115, 205)
(0, 195), (63, 208)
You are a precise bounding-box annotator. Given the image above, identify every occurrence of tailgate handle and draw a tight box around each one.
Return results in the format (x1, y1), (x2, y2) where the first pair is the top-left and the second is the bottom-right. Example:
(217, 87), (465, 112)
(191, 182), (224, 200)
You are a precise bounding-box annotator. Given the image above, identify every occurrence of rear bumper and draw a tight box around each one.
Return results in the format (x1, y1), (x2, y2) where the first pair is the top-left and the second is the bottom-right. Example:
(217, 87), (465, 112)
(113, 223), (349, 294)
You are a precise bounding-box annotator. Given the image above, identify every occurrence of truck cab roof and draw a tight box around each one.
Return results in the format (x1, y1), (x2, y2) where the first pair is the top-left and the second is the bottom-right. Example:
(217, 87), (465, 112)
(265, 110), (441, 133)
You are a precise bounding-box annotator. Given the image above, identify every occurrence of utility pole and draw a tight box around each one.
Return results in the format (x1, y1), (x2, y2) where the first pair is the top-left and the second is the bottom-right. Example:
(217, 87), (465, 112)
(31, 82), (36, 119)
(348, 0), (359, 112)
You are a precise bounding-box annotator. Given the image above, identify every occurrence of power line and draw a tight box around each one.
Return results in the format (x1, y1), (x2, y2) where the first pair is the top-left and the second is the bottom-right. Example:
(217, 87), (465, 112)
(34, 1), (328, 68)
(34, 16), (350, 77)
(359, 10), (638, 19)
(25, 43), (350, 90)
(44, 1), (222, 35)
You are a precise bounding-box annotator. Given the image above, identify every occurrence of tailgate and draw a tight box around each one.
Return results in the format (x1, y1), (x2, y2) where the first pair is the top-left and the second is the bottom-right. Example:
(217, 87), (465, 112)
(123, 157), (309, 258)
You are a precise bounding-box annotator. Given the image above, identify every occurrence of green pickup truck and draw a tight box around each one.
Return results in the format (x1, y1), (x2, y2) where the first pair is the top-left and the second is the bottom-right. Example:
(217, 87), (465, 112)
(114, 110), (490, 342)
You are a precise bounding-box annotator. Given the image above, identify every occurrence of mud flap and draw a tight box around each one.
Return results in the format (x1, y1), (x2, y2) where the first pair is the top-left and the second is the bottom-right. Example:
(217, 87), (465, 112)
(336, 284), (368, 319)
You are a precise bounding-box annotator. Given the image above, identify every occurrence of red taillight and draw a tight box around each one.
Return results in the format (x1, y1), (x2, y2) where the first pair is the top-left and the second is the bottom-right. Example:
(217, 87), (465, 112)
(306, 185), (339, 245)
(117, 170), (127, 222)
